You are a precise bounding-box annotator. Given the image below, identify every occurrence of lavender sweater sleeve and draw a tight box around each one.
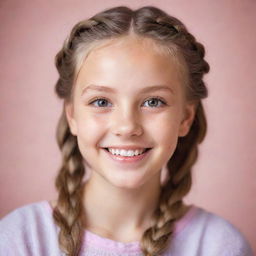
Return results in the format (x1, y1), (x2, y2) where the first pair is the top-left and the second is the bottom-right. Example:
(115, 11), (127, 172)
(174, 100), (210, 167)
(0, 201), (254, 256)
(0, 201), (64, 256)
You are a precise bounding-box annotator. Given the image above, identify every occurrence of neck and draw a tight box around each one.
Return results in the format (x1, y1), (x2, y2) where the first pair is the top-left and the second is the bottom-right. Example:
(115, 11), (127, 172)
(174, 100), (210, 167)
(81, 171), (161, 242)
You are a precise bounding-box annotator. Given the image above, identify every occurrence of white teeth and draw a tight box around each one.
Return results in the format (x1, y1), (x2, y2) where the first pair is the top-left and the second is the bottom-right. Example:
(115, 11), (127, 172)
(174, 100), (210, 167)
(108, 148), (145, 156)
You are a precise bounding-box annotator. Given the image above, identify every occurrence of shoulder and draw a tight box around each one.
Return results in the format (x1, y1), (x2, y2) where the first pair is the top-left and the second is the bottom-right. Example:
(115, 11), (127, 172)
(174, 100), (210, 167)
(169, 205), (254, 256)
(0, 200), (61, 255)
(180, 205), (254, 256)
(0, 200), (53, 230)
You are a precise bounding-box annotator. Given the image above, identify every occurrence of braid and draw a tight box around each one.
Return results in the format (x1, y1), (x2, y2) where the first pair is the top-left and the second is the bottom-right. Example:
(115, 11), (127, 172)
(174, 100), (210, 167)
(53, 108), (85, 256)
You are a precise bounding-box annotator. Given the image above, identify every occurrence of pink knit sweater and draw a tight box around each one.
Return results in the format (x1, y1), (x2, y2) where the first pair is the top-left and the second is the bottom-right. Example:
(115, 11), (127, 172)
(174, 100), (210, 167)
(0, 200), (254, 255)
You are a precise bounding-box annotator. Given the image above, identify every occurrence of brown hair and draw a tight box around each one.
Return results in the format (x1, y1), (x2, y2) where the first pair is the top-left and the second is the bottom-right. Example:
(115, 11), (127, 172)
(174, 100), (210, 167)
(53, 5), (209, 256)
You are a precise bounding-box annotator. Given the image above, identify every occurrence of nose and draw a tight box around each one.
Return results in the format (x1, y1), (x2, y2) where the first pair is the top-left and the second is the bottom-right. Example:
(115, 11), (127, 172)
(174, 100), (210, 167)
(111, 107), (143, 138)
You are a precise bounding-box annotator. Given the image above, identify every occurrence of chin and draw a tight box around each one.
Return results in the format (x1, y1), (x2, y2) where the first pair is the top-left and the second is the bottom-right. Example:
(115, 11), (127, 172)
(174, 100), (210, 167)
(108, 175), (154, 190)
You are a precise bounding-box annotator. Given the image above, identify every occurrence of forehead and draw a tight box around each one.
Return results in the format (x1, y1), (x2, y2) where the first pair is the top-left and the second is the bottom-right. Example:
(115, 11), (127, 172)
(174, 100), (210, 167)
(74, 36), (187, 95)
(78, 35), (180, 65)
(84, 36), (178, 66)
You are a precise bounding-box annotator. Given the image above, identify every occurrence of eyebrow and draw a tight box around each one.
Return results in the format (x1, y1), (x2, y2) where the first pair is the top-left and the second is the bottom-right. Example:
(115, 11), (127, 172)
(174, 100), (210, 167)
(81, 84), (174, 95)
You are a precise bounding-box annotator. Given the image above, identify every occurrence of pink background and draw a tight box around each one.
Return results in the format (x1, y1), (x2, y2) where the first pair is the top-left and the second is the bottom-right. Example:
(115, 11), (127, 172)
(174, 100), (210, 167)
(0, 0), (255, 252)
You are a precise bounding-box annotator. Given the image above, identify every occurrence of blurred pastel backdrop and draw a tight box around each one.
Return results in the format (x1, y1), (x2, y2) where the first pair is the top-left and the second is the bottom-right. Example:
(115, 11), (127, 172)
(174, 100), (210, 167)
(0, 0), (255, 253)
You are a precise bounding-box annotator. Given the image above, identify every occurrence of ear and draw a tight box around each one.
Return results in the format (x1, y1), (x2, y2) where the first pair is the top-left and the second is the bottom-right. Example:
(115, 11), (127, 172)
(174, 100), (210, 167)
(64, 101), (78, 136)
(178, 102), (197, 137)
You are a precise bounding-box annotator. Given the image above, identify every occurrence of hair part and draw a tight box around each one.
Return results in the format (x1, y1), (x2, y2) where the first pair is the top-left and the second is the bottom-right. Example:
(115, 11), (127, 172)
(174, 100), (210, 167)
(54, 5), (209, 256)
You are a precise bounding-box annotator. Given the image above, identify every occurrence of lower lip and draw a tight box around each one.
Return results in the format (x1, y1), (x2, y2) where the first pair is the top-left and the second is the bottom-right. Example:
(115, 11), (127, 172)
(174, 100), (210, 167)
(103, 148), (152, 164)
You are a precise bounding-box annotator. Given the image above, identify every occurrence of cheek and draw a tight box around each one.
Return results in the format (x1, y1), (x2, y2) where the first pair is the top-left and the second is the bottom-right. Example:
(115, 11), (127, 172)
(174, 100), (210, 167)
(75, 114), (106, 167)
(149, 112), (181, 138)
(148, 113), (181, 157)
(76, 113), (107, 146)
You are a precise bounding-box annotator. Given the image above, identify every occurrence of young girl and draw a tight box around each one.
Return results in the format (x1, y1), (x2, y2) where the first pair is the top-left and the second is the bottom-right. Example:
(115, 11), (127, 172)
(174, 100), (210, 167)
(0, 5), (253, 256)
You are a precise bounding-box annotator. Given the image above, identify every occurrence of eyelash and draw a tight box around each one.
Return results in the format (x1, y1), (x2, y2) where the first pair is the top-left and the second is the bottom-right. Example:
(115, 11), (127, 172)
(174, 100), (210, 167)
(88, 97), (167, 108)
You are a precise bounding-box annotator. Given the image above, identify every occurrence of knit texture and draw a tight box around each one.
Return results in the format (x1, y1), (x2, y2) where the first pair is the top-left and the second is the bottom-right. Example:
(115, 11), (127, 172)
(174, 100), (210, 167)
(0, 201), (254, 256)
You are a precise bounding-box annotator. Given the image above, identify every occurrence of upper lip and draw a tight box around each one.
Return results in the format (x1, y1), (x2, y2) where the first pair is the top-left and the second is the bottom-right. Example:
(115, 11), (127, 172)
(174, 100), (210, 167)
(104, 146), (151, 150)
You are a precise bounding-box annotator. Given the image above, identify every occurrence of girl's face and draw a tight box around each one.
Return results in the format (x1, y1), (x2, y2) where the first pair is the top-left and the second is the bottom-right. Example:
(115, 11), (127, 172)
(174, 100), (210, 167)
(65, 36), (195, 190)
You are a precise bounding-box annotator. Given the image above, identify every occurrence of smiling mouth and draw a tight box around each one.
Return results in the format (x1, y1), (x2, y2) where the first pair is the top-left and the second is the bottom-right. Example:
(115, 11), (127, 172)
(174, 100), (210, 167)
(102, 147), (152, 164)
(103, 148), (152, 156)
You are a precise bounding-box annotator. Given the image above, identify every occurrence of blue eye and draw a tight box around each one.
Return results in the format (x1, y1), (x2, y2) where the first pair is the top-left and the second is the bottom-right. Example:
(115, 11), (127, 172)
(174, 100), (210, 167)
(143, 97), (166, 108)
(89, 97), (166, 108)
(90, 98), (112, 107)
